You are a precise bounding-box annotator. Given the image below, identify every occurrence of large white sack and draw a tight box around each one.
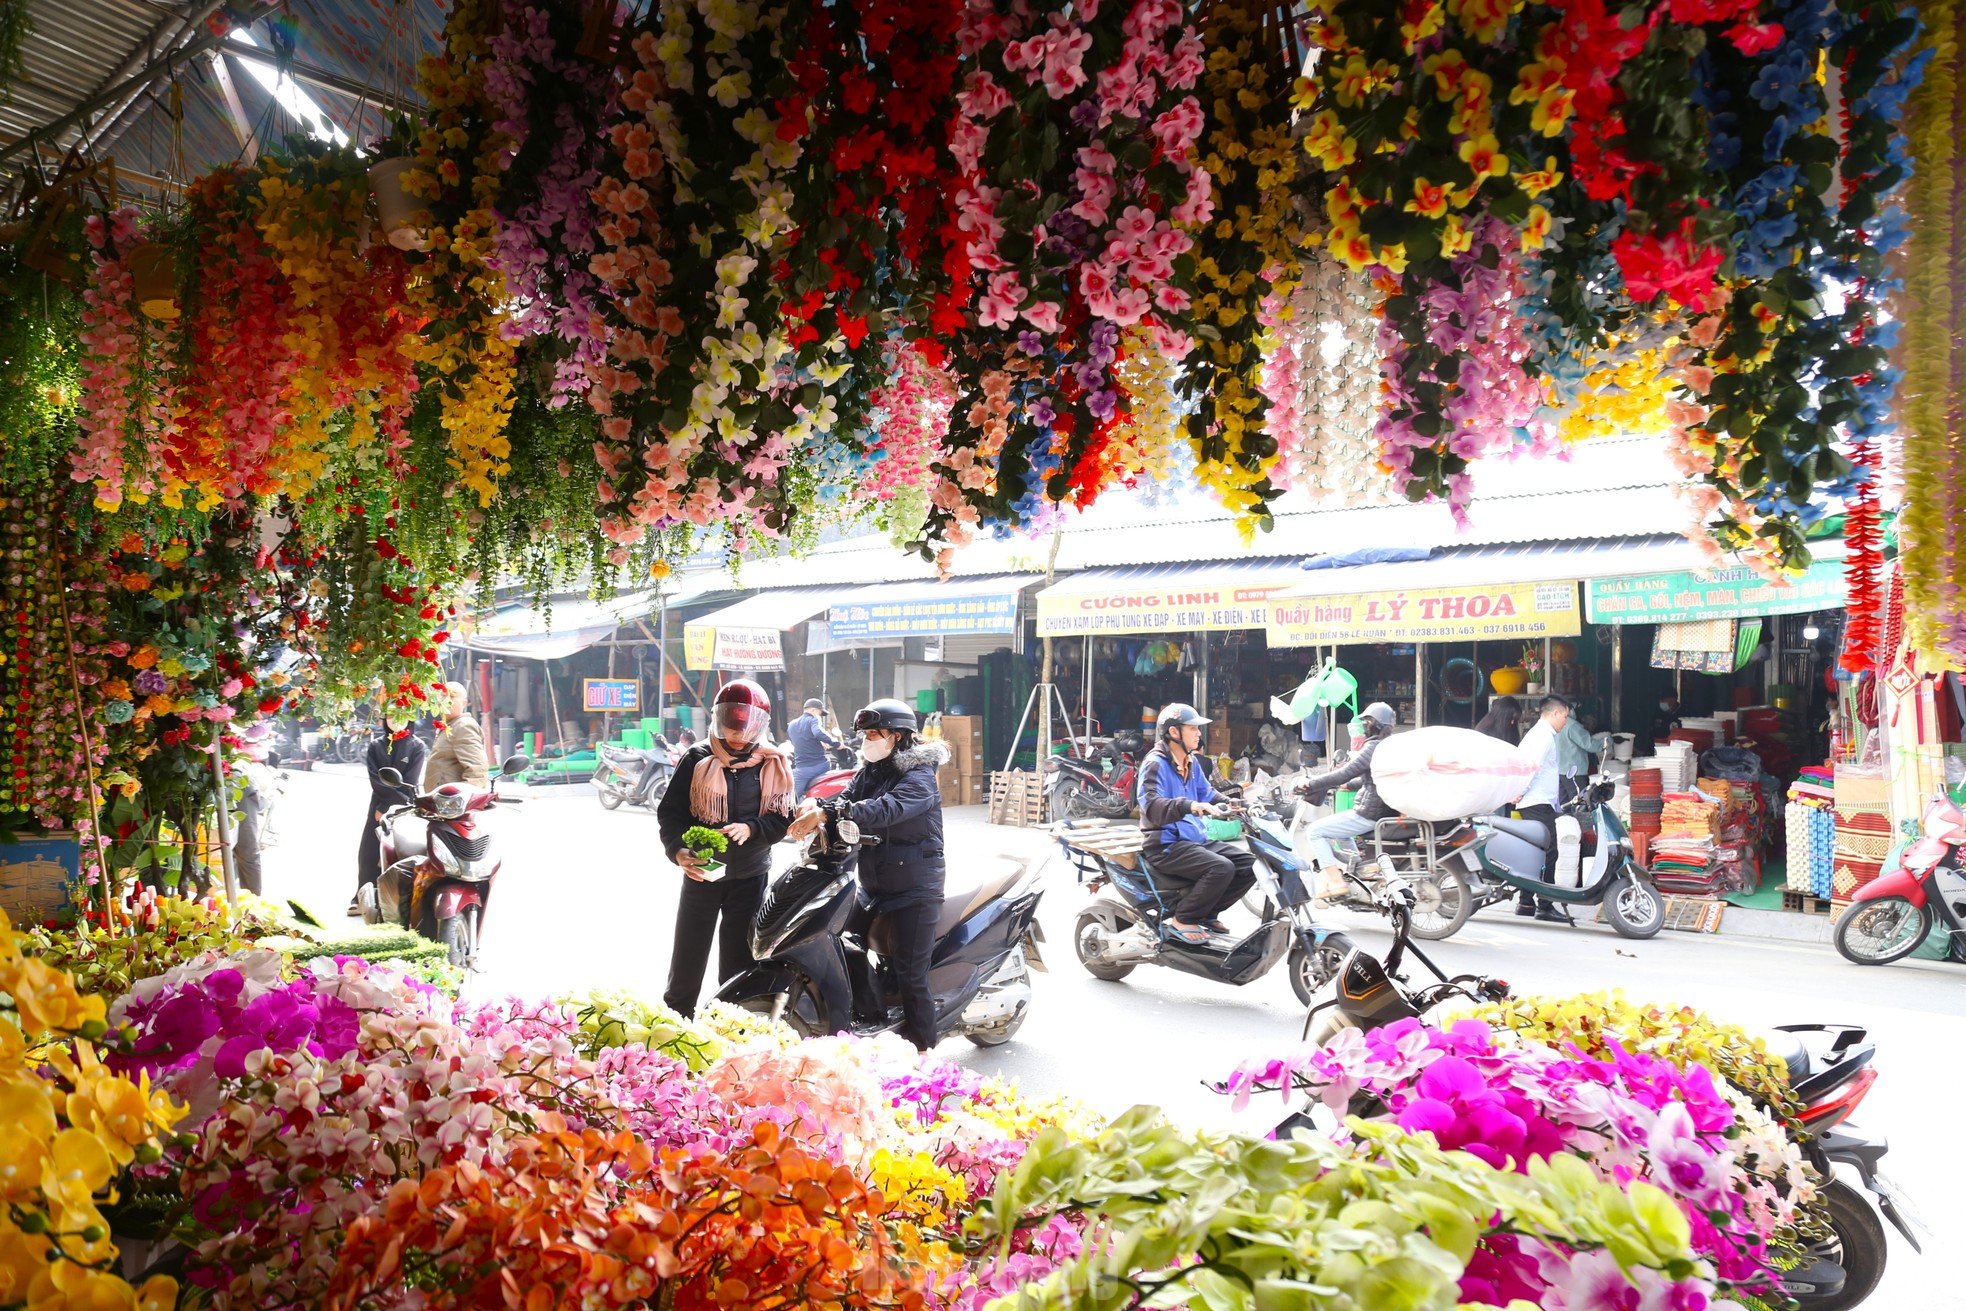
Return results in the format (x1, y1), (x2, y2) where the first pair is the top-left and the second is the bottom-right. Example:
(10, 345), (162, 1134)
(1372, 726), (1541, 822)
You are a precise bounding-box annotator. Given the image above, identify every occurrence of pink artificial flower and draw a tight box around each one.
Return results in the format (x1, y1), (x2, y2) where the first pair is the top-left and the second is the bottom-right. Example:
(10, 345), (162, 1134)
(1022, 300), (1063, 333)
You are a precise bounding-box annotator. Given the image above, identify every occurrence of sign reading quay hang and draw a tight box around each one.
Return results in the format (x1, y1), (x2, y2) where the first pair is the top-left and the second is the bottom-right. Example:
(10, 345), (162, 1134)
(1036, 581), (1291, 636)
(1267, 582), (1582, 647)
(1585, 559), (1847, 624)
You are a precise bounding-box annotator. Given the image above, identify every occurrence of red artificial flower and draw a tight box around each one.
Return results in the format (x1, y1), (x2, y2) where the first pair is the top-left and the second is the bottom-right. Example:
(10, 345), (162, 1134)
(1724, 21), (1785, 55)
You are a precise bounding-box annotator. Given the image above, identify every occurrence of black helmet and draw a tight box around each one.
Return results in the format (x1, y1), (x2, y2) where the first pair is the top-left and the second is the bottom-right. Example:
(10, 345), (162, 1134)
(853, 698), (919, 733)
(1156, 703), (1211, 736)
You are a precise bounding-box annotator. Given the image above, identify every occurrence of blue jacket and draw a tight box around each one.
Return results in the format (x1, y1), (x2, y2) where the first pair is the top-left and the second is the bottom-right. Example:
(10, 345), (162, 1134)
(1137, 746), (1219, 846)
(786, 712), (840, 769)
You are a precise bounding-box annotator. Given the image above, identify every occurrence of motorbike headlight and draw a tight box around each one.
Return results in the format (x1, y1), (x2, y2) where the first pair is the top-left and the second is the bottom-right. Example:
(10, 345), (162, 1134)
(431, 840), (464, 876)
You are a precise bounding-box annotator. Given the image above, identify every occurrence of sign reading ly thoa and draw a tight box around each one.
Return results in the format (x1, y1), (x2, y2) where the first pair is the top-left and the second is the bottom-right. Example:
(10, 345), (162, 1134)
(1267, 582), (1581, 647)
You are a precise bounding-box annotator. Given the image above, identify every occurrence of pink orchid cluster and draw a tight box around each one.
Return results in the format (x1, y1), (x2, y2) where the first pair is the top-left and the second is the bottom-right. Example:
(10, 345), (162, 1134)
(485, 0), (615, 406)
(1258, 257), (1387, 504)
(1222, 1016), (1804, 1302)
(1375, 217), (1550, 522)
(73, 209), (170, 510)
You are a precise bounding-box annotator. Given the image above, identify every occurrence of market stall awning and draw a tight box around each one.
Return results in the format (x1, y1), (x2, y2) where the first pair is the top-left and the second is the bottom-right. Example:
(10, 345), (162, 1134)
(1035, 561), (1310, 637)
(457, 590), (661, 660)
(828, 574), (1042, 638)
(683, 590), (835, 671)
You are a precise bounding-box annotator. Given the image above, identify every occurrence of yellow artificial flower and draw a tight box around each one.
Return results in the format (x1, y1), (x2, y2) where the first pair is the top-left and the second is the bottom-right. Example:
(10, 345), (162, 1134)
(1521, 205), (1552, 251)
(1517, 156), (1565, 197)
(1406, 178), (1452, 219)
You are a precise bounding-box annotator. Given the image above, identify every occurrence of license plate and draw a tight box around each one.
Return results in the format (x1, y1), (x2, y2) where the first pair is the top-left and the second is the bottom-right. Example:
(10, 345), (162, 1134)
(1870, 1170), (1930, 1245)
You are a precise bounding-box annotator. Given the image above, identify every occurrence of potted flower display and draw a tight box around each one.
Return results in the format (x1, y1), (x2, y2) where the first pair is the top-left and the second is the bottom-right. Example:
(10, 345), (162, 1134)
(681, 825), (729, 880)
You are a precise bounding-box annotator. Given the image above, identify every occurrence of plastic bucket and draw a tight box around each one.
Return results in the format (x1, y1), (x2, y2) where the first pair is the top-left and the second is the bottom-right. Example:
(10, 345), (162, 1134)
(1334, 789), (1357, 812)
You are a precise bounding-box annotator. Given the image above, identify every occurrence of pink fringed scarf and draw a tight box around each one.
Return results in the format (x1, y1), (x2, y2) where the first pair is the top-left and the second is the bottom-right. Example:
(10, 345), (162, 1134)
(689, 738), (794, 824)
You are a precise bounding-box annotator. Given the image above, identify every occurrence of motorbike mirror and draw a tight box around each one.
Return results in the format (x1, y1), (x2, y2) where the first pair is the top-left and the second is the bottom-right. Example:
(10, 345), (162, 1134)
(836, 818), (861, 845)
(377, 767), (403, 787)
(500, 754), (531, 776)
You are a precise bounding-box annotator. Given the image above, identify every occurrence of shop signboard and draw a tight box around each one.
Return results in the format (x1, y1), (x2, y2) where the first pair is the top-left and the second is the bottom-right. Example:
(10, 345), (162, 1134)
(683, 625), (784, 672)
(1266, 582), (1582, 647)
(582, 678), (641, 712)
(828, 590), (1020, 638)
(1037, 578), (1291, 636)
(1585, 559), (1846, 624)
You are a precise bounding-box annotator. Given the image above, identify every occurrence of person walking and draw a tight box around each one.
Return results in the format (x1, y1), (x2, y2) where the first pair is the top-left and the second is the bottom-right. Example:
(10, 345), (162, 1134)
(789, 698), (947, 1050)
(656, 680), (794, 1017)
(787, 697), (843, 798)
(352, 725), (429, 914)
(1136, 703), (1256, 944)
(1473, 695), (1521, 745)
(1511, 694), (1573, 922)
(1293, 702), (1398, 876)
(424, 681), (490, 789)
(1555, 711), (1609, 805)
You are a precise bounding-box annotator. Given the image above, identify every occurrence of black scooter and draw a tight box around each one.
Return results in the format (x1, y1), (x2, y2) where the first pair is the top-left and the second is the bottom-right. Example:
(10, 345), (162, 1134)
(716, 808), (1046, 1048)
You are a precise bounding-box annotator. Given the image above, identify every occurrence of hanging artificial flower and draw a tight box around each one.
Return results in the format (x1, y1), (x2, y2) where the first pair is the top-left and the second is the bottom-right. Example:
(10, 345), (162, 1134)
(72, 209), (172, 512)
(404, 0), (520, 509)
(860, 335), (956, 549)
(1259, 255), (1391, 505)
(485, 0), (618, 407)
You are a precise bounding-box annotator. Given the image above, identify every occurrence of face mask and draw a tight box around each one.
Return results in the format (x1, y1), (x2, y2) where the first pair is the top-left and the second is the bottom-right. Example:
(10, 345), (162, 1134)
(860, 736), (894, 763)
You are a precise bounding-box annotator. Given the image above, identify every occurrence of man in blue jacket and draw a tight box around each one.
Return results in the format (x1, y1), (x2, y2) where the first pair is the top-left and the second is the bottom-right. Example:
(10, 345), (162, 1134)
(1137, 703), (1255, 943)
(787, 697), (843, 797)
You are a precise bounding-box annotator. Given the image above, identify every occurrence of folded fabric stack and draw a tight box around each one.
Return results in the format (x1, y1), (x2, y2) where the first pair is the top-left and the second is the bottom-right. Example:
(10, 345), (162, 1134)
(1696, 778), (1758, 893)
(1651, 791), (1723, 894)
(1627, 767), (1663, 864)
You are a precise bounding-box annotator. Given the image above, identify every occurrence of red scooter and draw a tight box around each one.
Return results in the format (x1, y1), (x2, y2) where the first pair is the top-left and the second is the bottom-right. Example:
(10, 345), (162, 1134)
(358, 754), (528, 970)
(1835, 793), (1966, 966)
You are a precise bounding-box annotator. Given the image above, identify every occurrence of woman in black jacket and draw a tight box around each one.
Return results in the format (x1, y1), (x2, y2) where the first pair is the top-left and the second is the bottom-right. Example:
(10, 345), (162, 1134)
(352, 726), (428, 915)
(656, 680), (794, 1016)
(790, 698), (946, 1050)
(1473, 695), (1522, 745)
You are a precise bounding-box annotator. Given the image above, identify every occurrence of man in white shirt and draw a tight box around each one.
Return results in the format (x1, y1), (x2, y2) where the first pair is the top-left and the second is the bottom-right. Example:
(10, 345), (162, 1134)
(1512, 695), (1571, 922)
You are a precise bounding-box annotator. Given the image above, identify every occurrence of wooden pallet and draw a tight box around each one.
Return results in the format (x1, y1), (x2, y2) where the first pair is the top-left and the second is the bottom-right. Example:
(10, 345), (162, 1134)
(1782, 890), (1834, 916)
(987, 770), (1047, 828)
(1044, 818), (1146, 868)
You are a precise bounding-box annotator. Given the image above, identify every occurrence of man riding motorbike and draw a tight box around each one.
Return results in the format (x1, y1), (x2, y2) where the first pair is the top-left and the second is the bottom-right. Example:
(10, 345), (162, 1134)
(1293, 702), (1397, 878)
(788, 698), (948, 1050)
(1136, 703), (1255, 944)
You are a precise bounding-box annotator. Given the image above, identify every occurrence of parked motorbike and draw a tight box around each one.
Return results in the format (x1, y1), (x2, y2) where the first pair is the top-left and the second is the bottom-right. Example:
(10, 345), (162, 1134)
(1447, 773), (1665, 938)
(801, 737), (862, 801)
(1834, 793), (1966, 965)
(593, 737), (678, 811)
(1063, 797), (1355, 1006)
(716, 805), (1045, 1047)
(1273, 893), (1919, 1310)
(359, 753), (529, 970)
(1045, 731), (1145, 822)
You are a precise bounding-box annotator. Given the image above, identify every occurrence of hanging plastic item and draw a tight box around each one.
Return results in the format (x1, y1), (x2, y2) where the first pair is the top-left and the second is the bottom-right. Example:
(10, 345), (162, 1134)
(1272, 656), (1359, 725)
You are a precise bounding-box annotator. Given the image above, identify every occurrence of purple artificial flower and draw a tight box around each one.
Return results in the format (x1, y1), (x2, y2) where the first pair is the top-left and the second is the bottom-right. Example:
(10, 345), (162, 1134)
(1018, 330), (1046, 355)
(133, 669), (168, 696)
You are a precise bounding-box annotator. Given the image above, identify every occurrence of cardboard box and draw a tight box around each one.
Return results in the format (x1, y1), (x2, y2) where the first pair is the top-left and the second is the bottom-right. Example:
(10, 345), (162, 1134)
(940, 715), (981, 750)
(961, 773), (985, 806)
(936, 760), (962, 799)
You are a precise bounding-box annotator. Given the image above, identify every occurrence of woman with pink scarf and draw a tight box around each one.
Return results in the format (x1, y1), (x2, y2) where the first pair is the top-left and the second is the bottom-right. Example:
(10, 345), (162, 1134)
(656, 679), (794, 1016)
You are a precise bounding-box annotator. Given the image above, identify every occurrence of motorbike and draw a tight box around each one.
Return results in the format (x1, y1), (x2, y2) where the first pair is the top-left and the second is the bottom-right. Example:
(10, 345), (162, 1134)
(1445, 773), (1666, 938)
(716, 805), (1045, 1047)
(1834, 792), (1966, 966)
(1063, 796), (1355, 1006)
(359, 753), (529, 970)
(1045, 731), (1145, 822)
(593, 736), (679, 811)
(1284, 788), (1481, 941)
(802, 736), (863, 802)
(1271, 892), (1919, 1310)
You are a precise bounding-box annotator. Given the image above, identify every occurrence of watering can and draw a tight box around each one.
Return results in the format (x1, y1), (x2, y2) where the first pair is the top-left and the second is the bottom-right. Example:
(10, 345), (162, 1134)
(1270, 657), (1359, 725)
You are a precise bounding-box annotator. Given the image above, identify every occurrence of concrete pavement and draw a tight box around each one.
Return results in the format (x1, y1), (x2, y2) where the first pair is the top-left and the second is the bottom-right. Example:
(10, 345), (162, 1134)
(259, 763), (1964, 1307)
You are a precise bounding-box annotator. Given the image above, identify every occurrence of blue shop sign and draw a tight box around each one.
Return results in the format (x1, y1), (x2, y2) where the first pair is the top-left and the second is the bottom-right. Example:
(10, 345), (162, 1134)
(828, 590), (1022, 638)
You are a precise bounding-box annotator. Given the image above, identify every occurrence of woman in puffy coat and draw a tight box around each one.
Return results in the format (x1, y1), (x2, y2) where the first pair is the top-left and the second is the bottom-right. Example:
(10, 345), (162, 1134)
(789, 697), (946, 1050)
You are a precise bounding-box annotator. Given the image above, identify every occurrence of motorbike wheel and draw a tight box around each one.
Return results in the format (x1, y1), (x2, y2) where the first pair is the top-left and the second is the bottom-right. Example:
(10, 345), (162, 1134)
(597, 781), (624, 810)
(1287, 932), (1353, 1007)
(966, 960), (1032, 1048)
(336, 736), (363, 765)
(1833, 896), (1931, 966)
(1793, 1180), (1888, 1310)
(443, 905), (480, 971)
(1406, 867), (1473, 941)
(641, 773), (670, 807)
(1075, 905), (1140, 982)
(1047, 782), (1074, 824)
(1604, 871), (1665, 939)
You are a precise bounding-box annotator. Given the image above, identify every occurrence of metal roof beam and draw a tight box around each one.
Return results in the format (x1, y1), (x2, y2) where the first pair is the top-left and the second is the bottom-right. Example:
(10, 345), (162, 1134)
(206, 51), (259, 163)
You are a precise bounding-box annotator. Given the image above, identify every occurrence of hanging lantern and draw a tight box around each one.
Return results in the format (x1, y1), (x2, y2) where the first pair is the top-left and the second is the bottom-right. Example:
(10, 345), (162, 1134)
(367, 158), (429, 252)
(126, 242), (180, 320)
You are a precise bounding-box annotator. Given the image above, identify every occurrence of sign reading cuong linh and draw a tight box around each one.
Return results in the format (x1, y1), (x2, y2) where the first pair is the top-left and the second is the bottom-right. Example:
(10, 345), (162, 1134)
(1266, 582), (1582, 647)
(1586, 560), (1846, 624)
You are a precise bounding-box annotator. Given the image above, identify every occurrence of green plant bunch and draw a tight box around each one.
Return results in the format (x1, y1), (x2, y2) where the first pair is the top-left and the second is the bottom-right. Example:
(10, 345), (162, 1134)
(681, 825), (731, 864)
(571, 991), (795, 1071)
(974, 1109), (1704, 1311)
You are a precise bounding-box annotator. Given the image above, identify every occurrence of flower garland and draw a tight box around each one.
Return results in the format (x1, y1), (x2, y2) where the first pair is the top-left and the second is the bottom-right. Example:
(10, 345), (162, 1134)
(72, 208), (172, 512)
(404, 0), (520, 509)
(485, 0), (618, 407)
(1181, 0), (1309, 525)
(1259, 254), (1390, 503)
(861, 335), (955, 548)
(173, 168), (306, 510)
(1897, 0), (1962, 660)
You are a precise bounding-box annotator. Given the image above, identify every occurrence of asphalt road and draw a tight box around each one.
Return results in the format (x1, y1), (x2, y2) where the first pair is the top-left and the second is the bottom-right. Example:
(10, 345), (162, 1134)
(261, 763), (1964, 1306)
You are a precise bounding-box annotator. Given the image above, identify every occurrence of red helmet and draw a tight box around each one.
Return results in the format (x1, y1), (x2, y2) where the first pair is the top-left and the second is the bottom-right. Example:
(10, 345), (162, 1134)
(712, 679), (771, 745)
